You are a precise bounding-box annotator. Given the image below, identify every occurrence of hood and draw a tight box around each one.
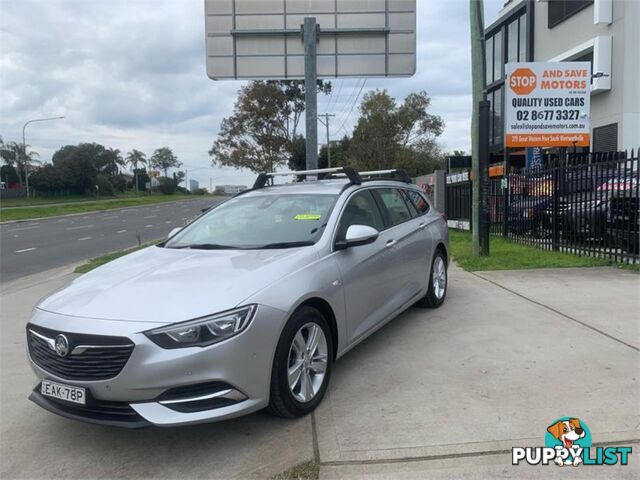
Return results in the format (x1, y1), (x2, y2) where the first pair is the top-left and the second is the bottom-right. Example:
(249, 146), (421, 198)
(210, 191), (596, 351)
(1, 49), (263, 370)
(38, 245), (317, 323)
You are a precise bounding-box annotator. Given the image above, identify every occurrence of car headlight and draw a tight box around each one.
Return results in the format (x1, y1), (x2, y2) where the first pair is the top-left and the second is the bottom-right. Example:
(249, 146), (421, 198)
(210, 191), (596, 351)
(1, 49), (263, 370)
(144, 305), (256, 349)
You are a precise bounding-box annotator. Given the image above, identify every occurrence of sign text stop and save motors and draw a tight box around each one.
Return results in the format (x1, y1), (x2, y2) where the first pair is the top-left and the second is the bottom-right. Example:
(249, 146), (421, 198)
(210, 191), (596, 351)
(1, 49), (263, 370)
(505, 62), (591, 148)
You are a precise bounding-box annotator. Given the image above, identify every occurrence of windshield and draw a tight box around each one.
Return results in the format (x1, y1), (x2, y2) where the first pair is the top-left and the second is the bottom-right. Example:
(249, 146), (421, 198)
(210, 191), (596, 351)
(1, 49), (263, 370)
(165, 193), (337, 249)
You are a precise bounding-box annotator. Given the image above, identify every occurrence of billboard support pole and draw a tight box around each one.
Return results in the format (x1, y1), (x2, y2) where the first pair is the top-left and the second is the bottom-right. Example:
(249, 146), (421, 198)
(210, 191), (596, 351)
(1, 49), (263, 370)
(304, 17), (318, 175)
(479, 99), (490, 256)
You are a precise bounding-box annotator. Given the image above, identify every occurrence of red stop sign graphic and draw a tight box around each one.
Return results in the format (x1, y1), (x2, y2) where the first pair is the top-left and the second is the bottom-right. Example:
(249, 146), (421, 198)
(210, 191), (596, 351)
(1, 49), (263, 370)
(509, 68), (537, 95)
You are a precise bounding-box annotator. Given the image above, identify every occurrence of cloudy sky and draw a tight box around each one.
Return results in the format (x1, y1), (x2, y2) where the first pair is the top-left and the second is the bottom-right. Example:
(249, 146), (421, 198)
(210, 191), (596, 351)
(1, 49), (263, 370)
(0, 0), (504, 188)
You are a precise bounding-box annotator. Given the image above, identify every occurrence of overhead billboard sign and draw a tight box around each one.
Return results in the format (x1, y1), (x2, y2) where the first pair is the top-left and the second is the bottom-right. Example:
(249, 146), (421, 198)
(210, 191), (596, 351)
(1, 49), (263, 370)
(505, 62), (591, 148)
(204, 0), (416, 80)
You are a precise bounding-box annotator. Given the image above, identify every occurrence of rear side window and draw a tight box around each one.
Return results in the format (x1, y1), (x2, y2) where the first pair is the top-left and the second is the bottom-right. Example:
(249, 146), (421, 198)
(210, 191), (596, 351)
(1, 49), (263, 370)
(336, 190), (385, 240)
(405, 189), (430, 215)
(376, 188), (413, 226)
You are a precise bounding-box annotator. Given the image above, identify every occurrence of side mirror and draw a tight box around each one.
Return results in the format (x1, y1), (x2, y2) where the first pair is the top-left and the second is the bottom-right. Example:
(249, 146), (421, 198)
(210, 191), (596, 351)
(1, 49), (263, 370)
(167, 227), (182, 239)
(336, 225), (379, 250)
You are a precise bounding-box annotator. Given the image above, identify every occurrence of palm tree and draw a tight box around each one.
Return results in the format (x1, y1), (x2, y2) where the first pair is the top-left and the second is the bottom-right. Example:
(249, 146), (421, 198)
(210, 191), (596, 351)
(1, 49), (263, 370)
(126, 149), (147, 192)
(125, 149), (147, 170)
(0, 141), (40, 186)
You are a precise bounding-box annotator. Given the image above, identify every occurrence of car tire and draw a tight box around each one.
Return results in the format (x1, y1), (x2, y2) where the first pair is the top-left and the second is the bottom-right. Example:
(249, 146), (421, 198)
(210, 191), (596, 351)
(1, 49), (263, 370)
(268, 306), (333, 418)
(416, 250), (448, 308)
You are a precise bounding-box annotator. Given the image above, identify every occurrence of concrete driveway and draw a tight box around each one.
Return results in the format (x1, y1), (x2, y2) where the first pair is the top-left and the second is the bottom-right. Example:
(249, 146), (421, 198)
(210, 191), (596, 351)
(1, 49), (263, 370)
(1, 264), (638, 479)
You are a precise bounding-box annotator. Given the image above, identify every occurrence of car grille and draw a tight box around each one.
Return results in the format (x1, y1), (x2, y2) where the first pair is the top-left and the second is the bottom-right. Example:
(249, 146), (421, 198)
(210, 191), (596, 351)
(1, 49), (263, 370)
(27, 324), (134, 381)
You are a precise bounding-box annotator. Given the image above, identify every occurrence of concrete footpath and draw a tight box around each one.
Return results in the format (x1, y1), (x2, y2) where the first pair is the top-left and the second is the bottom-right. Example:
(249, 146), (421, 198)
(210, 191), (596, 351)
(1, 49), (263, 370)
(0, 265), (638, 479)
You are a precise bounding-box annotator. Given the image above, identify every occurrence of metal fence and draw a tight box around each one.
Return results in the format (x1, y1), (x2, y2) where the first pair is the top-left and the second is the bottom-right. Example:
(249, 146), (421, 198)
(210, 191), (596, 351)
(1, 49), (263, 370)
(445, 150), (639, 265)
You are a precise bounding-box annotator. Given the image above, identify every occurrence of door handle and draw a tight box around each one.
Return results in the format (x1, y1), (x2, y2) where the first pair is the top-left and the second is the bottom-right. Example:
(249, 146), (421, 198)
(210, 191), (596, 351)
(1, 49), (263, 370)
(418, 222), (426, 230)
(385, 239), (397, 248)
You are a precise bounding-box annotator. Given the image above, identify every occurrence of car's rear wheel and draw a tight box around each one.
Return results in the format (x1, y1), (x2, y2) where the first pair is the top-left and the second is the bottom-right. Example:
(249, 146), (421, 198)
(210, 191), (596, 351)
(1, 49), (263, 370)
(268, 306), (333, 418)
(416, 250), (447, 308)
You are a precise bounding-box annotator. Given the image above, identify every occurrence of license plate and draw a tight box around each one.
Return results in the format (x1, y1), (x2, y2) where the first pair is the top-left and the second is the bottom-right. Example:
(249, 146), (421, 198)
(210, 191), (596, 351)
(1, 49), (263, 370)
(41, 380), (86, 405)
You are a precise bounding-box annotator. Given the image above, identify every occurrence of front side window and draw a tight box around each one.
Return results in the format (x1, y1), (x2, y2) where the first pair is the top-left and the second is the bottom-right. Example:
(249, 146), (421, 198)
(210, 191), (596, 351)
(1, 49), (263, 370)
(336, 190), (384, 240)
(165, 193), (337, 249)
(376, 188), (413, 226)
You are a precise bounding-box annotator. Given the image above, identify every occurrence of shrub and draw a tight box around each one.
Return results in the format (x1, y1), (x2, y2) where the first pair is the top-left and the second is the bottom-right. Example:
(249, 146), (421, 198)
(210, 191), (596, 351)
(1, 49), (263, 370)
(96, 174), (114, 196)
(111, 174), (129, 192)
(191, 187), (207, 195)
(158, 177), (176, 195)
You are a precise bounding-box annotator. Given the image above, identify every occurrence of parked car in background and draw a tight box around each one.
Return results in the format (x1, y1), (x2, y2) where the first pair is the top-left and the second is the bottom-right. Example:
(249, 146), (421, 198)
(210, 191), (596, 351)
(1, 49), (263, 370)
(26, 168), (449, 427)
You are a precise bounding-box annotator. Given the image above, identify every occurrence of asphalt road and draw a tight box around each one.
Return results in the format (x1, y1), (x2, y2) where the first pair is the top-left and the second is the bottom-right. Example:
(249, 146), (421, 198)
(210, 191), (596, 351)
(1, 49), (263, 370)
(0, 198), (219, 284)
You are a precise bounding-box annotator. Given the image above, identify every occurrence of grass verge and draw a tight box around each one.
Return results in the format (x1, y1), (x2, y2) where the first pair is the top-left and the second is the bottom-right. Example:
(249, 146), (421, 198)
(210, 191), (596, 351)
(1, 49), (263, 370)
(74, 242), (159, 274)
(1, 194), (212, 222)
(271, 461), (319, 480)
(449, 230), (638, 272)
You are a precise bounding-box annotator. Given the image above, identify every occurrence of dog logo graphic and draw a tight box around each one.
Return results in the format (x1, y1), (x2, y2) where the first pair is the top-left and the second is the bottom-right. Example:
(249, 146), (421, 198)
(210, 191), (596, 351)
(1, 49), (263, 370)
(546, 418), (586, 466)
(512, 417), (632, 467)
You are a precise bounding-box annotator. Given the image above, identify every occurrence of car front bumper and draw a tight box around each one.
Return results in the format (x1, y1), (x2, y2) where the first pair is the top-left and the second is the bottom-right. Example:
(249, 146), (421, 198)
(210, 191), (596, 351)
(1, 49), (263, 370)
(27, 304), (288, 427)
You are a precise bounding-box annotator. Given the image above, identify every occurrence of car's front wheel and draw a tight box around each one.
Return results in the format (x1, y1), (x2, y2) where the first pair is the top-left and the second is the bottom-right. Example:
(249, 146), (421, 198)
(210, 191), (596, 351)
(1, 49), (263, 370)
(268, 306), (333, 418)
(416, 250), (448, 308)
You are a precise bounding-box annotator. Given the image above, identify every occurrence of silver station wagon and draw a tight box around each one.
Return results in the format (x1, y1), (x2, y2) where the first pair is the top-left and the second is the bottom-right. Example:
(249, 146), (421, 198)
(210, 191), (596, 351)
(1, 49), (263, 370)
(27, 168), (449, 427)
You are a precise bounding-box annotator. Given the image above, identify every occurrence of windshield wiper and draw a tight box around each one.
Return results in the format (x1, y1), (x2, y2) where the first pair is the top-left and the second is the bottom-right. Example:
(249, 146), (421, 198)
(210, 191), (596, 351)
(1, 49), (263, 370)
(170, 243), (239, 250)
(252, 241), (314, 249)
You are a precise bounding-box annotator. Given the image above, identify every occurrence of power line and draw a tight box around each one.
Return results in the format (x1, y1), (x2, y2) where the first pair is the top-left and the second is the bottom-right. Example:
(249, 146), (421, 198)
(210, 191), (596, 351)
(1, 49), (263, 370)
(336, 79), (367, 137)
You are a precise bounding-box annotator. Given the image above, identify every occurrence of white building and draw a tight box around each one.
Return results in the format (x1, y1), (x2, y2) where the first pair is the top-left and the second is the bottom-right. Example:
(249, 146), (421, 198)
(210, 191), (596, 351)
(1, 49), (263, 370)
(485, 0), (639, 161)
(188, 179), (199, 191)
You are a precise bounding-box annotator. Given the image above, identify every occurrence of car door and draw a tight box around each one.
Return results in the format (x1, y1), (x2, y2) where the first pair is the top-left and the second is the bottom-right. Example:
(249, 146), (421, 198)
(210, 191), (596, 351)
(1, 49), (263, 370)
(373, 188), (432, 307)
(403, 188), (438, 290)
(332, 189), (402, 343)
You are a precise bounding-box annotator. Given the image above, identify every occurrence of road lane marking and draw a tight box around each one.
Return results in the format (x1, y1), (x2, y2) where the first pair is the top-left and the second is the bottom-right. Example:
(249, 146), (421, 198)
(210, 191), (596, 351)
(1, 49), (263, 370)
(66, 225), (94, 231)
(7, 225), (40, 232)
(117, 229), (127, 233)
(78, 237), (92, 241)
(145, 225), (153, 228)
(15, 247), (37, 253)
(143, 215), (157, 219)
(165, 221), (172, 224)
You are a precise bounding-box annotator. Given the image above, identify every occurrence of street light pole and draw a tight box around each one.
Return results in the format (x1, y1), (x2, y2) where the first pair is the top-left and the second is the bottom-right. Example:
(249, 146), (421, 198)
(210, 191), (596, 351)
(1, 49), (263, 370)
(22, 116), (65, 197)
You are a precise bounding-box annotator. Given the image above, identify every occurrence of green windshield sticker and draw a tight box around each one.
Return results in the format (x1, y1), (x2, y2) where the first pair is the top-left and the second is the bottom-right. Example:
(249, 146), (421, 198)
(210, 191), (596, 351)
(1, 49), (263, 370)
(294, 214), (321, 220)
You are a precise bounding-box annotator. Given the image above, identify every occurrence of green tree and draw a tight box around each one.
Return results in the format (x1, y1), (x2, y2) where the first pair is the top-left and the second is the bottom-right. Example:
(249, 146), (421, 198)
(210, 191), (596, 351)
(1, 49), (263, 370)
(349, 90), (444, 174)
(125, 149), (147, 170)
(173, 170), (185, 186)
(210, 80), (331, 173)
(150, 147), (181, 177)
(52, 144), (100, 194)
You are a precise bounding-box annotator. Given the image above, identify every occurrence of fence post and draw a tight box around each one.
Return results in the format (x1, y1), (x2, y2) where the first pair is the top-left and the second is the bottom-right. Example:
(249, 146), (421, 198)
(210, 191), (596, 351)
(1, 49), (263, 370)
(433, 170), (446, 213)
(552, 160), (560, 251)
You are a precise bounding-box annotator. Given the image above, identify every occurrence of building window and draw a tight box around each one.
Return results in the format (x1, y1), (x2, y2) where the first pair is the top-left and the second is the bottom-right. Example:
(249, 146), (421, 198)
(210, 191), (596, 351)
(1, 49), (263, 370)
(493, 88), (503, 146)
(493, 29), (503, 81)
(485, 35), (494, 85)
(593, 123), (618, 153)
(548, 1), (594, 29)
(507, 20), (518, 63)
(518, 13), (527, 61)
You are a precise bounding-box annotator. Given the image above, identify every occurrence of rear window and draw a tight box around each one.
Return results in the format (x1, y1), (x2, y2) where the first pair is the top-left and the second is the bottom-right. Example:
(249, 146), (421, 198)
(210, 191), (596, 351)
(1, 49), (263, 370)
(405, 190), (430, 215)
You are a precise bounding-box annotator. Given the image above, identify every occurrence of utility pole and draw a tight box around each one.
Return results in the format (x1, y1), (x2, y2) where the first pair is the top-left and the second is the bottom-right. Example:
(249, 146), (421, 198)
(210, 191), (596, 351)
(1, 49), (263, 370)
(469, 0), (487, 256)
(318, 113), (335, 168)
(303, 17), (318, 175)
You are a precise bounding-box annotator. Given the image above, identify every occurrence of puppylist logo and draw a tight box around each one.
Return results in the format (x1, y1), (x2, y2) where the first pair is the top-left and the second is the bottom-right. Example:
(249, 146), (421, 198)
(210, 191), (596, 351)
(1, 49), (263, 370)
(512, 417), (632, 467)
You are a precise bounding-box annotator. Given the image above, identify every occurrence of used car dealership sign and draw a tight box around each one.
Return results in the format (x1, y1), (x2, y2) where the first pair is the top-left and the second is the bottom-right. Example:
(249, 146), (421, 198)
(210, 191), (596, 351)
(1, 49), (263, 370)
(505, 62), (591, 148)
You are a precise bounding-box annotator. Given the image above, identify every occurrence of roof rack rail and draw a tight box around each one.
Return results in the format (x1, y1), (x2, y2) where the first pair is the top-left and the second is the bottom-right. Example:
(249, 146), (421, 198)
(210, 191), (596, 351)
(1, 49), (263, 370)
(360, 169), (412, 184)
(252, 167), (362, 189)
(333, 169), (412, 184)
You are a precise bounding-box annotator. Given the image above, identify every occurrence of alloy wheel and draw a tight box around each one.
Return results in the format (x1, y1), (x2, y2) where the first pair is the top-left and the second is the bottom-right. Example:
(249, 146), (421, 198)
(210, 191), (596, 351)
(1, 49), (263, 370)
(287, 322), (328, 403)
(432, 256), (446, 300)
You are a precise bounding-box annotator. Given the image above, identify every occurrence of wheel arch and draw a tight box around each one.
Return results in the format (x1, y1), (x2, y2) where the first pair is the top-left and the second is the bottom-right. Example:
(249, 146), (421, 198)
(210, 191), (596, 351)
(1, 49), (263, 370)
(296, 297), (339, 360)
(435, 241), (449, 266)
